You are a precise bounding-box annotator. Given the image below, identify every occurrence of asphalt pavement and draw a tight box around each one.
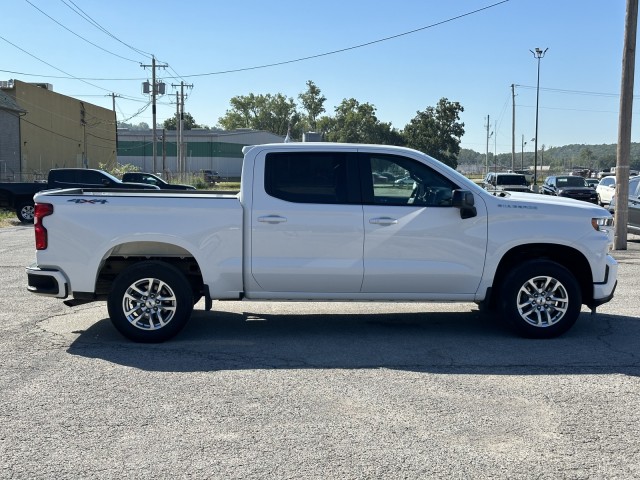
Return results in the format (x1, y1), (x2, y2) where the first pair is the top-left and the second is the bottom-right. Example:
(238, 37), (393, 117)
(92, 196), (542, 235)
(1, 225), (639, 479)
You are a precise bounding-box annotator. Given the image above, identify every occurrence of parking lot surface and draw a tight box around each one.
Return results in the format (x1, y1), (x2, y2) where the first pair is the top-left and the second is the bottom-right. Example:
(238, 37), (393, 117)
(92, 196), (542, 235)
(1, 225), (640, 479)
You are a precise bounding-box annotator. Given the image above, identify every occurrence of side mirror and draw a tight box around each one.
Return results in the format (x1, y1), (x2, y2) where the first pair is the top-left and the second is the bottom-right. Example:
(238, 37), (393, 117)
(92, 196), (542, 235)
(102, 179), (111, 186)
(452, 190), (477, 219)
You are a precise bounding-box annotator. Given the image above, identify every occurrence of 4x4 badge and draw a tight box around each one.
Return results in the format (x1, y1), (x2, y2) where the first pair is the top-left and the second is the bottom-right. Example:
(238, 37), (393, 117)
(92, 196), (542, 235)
(67, 199), (108, 204)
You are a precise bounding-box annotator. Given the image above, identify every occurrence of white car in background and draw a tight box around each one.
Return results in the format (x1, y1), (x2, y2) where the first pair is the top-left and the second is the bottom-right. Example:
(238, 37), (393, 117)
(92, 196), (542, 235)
(596, 176), (616, 206)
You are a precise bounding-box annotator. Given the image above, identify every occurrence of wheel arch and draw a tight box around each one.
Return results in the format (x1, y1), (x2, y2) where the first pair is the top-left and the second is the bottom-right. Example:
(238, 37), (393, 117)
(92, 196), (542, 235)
(94, 241), (205, 299)
(490, 243), (592, 307)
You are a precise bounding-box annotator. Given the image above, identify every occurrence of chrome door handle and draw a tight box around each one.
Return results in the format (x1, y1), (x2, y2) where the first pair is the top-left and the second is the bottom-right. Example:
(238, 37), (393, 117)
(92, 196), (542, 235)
(369, 217), (398, 226)
(257, 215), (287, 224)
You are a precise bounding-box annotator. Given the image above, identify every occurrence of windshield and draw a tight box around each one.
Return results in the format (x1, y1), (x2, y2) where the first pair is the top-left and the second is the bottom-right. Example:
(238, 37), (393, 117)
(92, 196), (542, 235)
(496, 175), (527, 186)
(557, 176), (587, 187)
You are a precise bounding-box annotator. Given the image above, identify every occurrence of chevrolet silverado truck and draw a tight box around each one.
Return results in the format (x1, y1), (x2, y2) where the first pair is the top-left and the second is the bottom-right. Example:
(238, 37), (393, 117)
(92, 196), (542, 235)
(26, 143), (618, 342)
(1, 168), (158, 223)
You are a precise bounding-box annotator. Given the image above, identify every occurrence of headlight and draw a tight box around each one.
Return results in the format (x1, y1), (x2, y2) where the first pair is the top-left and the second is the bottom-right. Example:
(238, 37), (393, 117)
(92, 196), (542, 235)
(592, 217), (614, 231)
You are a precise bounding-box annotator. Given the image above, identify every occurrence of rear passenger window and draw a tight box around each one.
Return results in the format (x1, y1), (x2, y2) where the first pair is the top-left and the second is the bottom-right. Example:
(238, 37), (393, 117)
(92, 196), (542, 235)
(264, 152), (351, 204)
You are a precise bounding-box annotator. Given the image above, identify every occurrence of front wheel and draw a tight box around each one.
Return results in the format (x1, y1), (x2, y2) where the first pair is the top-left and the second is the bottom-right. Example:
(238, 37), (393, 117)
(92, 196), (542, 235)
(500, 260), (582, 338)
(16, 202), (35, 223)
(107, 261), (193, 342)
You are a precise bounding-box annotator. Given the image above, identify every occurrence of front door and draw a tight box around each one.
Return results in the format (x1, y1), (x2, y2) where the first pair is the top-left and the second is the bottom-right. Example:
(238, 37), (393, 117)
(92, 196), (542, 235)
(360, 153), (488, 295)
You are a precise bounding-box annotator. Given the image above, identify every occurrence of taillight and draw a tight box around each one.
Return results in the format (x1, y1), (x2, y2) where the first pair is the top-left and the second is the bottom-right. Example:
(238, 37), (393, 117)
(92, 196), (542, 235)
(34, 203), (54, 250)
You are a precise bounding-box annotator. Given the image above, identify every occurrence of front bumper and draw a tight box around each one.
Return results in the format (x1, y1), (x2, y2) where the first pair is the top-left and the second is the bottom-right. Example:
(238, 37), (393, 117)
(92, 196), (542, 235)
(590, 254), (618, 308)
(26, 264), (69, 298)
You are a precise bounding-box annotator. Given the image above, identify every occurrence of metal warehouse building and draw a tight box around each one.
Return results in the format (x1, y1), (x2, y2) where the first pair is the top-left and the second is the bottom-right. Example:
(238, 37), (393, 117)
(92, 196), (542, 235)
(116, 129), (285, 179)
(0, 79), (116, 181)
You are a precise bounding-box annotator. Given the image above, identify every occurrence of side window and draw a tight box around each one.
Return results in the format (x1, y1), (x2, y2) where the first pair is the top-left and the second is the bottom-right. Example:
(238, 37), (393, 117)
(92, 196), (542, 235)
(50, 170), (75, 184)
(83, 171), (107, 186)
(141, 175), (159, 186)
(364, 154), (458, 207)
(264, 152), (352, 204)
(631, 178), (640, 197)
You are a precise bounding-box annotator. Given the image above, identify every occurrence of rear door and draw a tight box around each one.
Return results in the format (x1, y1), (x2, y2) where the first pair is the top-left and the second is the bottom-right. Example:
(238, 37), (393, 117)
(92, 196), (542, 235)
(250, 149), (365, 293)
(360, 152), (487, 295)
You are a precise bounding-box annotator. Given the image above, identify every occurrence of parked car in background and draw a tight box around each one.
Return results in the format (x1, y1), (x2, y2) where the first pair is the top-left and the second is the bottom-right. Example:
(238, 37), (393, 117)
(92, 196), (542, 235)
(483, 172), (530, 193)
(585, 178), (599, 188)
(122, 172), (196, 190)
(372, 173), (389, 184)
(394, 176), (415, 186)
(201, 170), (220, 184)
(596, 176), (616, 206)
(542, 175), (598, 203)
(608, 175), (640, 234)
(0, 168), (158, 223)
(509, 169), (534, 184)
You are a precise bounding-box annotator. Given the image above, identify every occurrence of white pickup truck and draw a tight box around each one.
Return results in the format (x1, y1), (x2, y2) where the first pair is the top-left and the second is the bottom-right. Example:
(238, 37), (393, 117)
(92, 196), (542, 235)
(26, 143), (618, 342)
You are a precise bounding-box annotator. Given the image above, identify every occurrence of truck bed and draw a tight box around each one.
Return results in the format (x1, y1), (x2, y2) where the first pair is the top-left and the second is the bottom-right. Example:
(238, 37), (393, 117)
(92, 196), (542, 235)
(32, 187), (244, 300)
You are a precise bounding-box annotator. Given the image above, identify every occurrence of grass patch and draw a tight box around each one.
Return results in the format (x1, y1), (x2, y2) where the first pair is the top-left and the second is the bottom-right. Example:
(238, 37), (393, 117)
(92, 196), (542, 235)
(0, 209), (21, 228)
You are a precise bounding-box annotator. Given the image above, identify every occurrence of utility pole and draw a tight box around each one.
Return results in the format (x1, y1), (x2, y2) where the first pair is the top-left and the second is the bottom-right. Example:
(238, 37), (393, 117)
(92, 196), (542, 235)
(110, 93), (120, 162)
(530, 47), (548, 191)
(614, 0), (638, 250)
(162, 128), (166, 173)
(485, 115), (491, 177)
(175, 92), (180, 175)
(511, 84), (516, 170)
(494, 120), (498, 173)
(80, 102), (87, 168)
(141, 55), (167, 173)
(171, 81), (193, 177)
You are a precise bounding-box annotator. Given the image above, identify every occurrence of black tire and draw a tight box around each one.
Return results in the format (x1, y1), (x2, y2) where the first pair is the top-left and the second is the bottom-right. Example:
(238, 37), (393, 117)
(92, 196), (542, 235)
(107, 261), (193, 342)
(16, 202), (35, 223)
(499, 260), (582, 339)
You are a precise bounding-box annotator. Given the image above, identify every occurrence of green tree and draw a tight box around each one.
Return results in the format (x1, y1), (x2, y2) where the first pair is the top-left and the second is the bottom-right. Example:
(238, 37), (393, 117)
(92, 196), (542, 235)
(218, 93), (300, 137)
(402, 98), (465, 169)
(163, 112), (201, 130)
(323, 98), (402, 145)
(298, 80), (326, 131)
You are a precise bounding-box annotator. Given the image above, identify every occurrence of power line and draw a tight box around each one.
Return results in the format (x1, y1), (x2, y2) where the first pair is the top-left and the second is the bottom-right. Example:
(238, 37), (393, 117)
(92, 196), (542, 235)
(518, 104), (640, 115)
(0, 34), (118, 94)
(24, 0), (142, 64)
(59, 0), (152, 58)
(516, 84), (628, 98)
(181, 0), (513, 78)
(5, 1), (511, 82)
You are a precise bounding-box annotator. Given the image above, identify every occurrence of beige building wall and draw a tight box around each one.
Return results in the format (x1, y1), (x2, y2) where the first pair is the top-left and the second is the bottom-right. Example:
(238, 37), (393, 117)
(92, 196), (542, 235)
(6, 80), (116, 175)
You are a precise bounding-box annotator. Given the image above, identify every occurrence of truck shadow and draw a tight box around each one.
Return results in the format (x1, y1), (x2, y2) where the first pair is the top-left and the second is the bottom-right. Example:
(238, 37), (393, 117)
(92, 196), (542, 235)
(66, 308), (640, 376)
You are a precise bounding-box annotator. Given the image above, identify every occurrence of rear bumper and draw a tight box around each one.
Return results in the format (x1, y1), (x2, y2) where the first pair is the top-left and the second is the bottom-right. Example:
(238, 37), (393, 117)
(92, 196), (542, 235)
(26, 264), (69, 298)
(590, 254), (618, 308)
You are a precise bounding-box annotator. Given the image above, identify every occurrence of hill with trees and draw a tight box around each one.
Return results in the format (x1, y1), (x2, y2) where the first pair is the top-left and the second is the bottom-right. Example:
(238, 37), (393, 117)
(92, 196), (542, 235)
(458, 143), (640, 175)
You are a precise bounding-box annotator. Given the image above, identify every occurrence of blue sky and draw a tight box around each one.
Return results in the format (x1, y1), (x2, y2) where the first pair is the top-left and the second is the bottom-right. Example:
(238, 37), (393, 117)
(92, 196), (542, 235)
(1, 0), (634, 154)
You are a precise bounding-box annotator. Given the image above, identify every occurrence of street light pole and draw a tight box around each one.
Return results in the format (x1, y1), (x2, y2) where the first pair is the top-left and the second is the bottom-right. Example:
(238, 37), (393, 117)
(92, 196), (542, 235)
(530, 47), (548, 191)
(521, 135), (527, 171)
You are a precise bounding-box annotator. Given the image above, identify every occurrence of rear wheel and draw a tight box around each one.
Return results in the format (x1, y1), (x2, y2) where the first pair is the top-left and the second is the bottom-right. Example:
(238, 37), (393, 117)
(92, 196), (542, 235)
(500, 260), (582, 338)
(16, 202), (35, 223)
(107, 261), (193, 342)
